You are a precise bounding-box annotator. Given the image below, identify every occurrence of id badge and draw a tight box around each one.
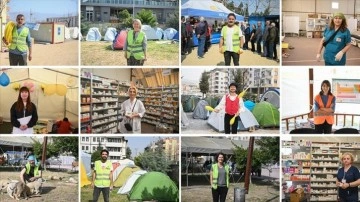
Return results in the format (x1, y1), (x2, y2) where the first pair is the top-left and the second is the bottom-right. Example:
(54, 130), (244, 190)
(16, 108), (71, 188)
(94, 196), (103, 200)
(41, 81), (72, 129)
(336, 37), (342, 42)
(342, 179), (346, 183)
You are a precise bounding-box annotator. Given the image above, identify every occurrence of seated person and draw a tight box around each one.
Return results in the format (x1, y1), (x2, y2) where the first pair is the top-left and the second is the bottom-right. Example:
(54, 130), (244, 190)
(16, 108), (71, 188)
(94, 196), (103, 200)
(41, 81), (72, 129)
(56, 117), (72, 134)
(20, 155), (42, 184)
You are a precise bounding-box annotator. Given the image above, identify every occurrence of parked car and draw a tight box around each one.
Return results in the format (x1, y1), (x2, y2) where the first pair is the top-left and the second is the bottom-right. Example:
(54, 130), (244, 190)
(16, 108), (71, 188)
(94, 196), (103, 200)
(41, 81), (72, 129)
(45, 157), (62, 165)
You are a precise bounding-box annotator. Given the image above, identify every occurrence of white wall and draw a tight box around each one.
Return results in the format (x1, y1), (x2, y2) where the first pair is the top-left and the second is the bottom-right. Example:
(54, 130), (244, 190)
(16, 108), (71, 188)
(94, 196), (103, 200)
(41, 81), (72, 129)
(82, 68), (131, 81)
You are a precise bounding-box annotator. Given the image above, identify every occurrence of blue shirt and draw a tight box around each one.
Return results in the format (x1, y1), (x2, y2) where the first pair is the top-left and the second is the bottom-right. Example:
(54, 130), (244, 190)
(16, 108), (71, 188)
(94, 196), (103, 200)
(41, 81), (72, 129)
(337, 166), (360, 200)
(323, 26), (351, 65)
(314, 94), (336, 112)
(9, 25), (32, 55)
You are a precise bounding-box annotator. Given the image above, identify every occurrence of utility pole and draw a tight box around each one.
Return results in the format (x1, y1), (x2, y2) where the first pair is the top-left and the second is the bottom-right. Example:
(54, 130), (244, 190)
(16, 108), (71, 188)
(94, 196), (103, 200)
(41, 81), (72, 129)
(244, 137), (255, 193)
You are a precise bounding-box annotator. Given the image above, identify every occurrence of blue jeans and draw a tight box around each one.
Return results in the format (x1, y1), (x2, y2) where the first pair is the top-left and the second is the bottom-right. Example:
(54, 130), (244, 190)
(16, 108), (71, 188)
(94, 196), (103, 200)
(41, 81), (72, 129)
(268, 42), (274, 59)
(197, 35), (206, 57)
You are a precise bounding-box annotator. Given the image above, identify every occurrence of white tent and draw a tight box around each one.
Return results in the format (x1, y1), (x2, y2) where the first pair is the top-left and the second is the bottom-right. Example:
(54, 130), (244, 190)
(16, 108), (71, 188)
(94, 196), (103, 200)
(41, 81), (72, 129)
(112, 164), (128, 180)
(0, 68), (79, 130)
(163, 28), (177, 40)
(117, 170), (147, 195)
(69, 27), (79, 39)
(104, 27), (117, 41)
(119, 159), (135, 166)
(154, 27), (164, 40)
(141, 25), (158, 40)
(65, 27), (71, 39)
(86, 27), (102, 41)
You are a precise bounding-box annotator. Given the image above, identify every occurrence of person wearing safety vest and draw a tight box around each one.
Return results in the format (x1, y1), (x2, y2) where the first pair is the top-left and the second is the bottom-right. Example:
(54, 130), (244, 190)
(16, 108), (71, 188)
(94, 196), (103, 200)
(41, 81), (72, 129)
(213, 82), (245, 134)
(2, 14), (32, 66)
(219, 13), (244, 66)
(92, 149), (113, 202)
(20, 155), (42, 184)
(313, 80), (336, 134)
(124, 19), (147, 66)
(210, 152), (230, 202)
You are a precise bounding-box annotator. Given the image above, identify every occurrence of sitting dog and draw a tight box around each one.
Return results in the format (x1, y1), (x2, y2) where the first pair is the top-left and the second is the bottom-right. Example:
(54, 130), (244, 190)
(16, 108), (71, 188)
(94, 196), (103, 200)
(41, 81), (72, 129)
(0, 179), (10, 194)
(26, 178), (45, 195)
(7, 181), (28, 200)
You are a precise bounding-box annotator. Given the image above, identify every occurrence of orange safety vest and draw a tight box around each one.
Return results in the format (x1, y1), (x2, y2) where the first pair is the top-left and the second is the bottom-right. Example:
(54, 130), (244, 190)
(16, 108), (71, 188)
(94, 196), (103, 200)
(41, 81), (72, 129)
(314, 94), (334, 125)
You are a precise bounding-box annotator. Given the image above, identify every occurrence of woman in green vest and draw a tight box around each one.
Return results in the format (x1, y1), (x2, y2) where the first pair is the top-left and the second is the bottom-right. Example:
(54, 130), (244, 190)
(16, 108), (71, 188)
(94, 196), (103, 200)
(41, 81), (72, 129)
(210, 152), (230, 202)
(124, 19), (147, 66)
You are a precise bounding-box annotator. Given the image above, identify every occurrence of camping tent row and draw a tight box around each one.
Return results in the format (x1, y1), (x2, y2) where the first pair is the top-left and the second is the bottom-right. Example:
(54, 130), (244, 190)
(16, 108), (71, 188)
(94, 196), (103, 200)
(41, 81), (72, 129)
(86, 26), (178, 42)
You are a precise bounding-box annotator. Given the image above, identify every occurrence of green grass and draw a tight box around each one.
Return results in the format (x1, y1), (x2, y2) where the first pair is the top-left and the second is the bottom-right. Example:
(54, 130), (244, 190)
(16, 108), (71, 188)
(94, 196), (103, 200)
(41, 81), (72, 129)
(81, 186), (129, 202)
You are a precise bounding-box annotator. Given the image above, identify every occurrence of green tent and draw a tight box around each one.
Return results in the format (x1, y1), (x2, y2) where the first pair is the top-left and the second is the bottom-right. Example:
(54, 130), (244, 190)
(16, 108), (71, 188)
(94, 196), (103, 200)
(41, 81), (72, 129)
(128, 172), (178, 202)
(252, 101), (280, 127)
(113, 166), (140, 187)
(182, 95), (200, 112)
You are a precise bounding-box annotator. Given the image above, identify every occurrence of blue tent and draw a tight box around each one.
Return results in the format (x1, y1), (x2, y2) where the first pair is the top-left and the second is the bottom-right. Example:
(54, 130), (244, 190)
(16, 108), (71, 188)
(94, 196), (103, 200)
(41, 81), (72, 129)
(182, 0), (244, 21)
(172, 32), (179, 41)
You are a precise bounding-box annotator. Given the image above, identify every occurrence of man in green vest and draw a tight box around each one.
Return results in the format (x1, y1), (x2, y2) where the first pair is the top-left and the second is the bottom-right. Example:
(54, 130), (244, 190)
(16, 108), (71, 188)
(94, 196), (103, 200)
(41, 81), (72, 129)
(92, 149), (113, 202)
(3, 14), (32, 66)
(20, 155), (42, 184)
(219, 13), (244, 66)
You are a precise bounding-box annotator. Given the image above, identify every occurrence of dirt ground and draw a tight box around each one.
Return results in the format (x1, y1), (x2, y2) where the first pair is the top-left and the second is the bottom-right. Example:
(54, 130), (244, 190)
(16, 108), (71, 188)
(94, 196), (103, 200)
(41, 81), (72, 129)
(181, 112), (279, 134)
(0, 168), (78, 202)
(0, 40), (79, 66)
(81, 40), (179, 66)
(181, 43), (280, 66)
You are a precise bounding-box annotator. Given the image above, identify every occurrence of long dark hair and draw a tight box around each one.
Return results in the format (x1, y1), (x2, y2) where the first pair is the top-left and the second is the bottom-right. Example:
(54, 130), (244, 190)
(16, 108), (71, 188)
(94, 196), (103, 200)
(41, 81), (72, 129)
(16, 86), (33, 112)
(215, 152), (226, 163)
(319, 80), (333, 96)
(329, 17), (347, 32)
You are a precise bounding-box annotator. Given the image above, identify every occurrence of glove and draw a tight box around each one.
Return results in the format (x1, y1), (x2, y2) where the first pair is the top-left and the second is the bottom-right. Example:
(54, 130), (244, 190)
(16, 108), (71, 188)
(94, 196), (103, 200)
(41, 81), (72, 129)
(335, 51), (344, 61)
(316, 54), (321, 62)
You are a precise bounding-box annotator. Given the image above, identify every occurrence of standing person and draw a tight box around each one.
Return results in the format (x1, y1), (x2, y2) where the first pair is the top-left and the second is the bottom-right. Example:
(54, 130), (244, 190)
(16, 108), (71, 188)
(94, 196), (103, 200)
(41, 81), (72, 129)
(213, 83), (245, 134)
(210, 153), (230, 202)
(124, 19), (147, 66)
(243, 23), (251, 50)
(20, 155), (42, 184)
(219, 13), (244, 66)
(313, 80), (336, 134)
(255, 21), (263, 55)
(185, 17), (194, 54)
(10, 86), (38, 134)
(272, 22), (279, 62)
(2, 14), (32, 66)
(119, 86), (146, 134)
(316, 12), (351, 66)
(195, 17), (207, 59)
(181, 16), (187, 55)
(92, 149), (113, 202)
(262, 20), (270, 57)
(336, 153), (360, 202)
(250, 24), (257, 52)
(204, 20), (211, 53)
(267, 22), (277, 60)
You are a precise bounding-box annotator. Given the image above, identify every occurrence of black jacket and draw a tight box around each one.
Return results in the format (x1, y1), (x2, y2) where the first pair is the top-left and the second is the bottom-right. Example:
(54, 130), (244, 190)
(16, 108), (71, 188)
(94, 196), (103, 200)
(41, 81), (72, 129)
(10, 102), (38, 128)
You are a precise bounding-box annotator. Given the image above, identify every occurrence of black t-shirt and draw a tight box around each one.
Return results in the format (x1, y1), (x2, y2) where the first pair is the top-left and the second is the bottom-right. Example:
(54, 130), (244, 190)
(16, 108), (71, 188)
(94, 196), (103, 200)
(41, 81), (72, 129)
(23, 164), (42, 182)
(337, 165), (360, 199)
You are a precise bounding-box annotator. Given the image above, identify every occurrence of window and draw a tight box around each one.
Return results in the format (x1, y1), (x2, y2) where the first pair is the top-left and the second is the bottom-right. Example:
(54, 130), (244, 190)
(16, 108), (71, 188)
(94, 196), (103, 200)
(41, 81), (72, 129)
(86, 10), (94, 21)
(86, 146), (89, 150)
(82, 137), (85, 141)
(86, 137), (89, 142)
(101, 138), (104, 142)
(82, 146), (85, 150)
(93, 137), (96, 142)
(97, 137), (100, 142)
(93, 146), (96, 151)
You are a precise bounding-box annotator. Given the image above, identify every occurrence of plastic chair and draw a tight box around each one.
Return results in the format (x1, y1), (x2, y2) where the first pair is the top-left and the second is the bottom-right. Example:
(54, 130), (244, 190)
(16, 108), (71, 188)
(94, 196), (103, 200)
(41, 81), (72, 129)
(334, 128), (359, 134)
(289, 128), (317, 134)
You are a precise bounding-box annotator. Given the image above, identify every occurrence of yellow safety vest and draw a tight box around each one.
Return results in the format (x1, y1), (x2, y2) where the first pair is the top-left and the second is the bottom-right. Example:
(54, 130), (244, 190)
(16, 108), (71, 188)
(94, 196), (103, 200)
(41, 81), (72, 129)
(94, 160), (112, 187)
(25, 163), (40, 176)
(221, 25), (240, 53)
(211, 164), (230, 189)
(9, 26), (29, 52)
(126, 30), (145, 60)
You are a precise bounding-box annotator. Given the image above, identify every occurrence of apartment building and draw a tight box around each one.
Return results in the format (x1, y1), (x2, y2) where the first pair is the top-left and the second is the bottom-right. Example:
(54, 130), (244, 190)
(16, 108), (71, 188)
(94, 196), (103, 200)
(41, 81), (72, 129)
(80, 136), (127, 160)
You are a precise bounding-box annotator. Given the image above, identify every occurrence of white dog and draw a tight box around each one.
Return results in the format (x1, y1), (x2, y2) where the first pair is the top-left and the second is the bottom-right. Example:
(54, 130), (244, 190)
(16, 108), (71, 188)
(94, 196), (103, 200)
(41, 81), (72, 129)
(7, 181), (28, 200)
(26, 178), (45, 195)
(0, 179), (10, 194)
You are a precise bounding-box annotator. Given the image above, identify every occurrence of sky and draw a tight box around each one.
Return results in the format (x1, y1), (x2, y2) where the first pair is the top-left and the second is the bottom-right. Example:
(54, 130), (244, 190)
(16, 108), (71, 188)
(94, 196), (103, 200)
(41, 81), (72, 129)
(125, 136), (177, 158)
(182, 68), (215, 84)
(8, 0), (78, 22)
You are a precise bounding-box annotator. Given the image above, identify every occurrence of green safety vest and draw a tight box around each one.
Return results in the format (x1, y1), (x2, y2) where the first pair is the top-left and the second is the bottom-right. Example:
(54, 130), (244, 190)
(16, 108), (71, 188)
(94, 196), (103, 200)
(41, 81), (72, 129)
(211, 164), (230, 189)
(25, 163), (40, 176)
(94, 160), (112, 187)
(10, 26), (29, 52)
(221, 25), (241, 53)
(126, 30), (145, 60)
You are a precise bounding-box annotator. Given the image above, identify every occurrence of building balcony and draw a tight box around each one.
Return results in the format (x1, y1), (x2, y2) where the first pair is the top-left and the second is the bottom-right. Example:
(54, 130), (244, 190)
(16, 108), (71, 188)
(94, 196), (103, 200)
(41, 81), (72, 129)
(81, 0), (178, 8)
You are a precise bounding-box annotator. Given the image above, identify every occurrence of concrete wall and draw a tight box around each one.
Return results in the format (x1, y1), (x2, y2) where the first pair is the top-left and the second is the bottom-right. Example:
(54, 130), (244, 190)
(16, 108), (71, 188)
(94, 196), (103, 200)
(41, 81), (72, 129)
(82, 68), (131, 82)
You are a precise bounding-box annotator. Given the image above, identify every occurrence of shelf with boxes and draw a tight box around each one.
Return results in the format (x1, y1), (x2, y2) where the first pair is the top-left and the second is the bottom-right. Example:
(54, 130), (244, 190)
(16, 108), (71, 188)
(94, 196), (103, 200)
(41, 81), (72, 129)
(306, 13), (330, 38)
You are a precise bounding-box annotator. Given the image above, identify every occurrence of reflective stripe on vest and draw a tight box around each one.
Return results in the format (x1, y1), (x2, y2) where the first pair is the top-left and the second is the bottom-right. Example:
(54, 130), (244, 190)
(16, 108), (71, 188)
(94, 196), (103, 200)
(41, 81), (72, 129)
(222, 25), (240, 53)
(9, 27), (29, 52)
(25, 163), (40, 176)
(126, 30), (145, 60)
(94, 160), (112, 187)
(212, 164), (230, 189)
(225, 94), (240, 115)
(314, 94), (334, 124)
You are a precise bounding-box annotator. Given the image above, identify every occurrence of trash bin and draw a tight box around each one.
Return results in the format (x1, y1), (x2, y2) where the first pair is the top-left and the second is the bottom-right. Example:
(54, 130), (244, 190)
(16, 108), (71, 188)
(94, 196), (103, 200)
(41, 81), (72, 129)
(234, 187), (245, 202)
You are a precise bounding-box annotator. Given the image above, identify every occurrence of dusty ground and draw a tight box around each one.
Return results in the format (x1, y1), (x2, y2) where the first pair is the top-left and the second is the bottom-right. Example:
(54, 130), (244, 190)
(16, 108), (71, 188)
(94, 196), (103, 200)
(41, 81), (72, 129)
(81, 186), (128, 202)
(181, 112), (279, 134)
(81, 40), (179, 66)
(0, 39), (79, 66)
(0, 168), (78, 202)
(181, 43), (280, 66)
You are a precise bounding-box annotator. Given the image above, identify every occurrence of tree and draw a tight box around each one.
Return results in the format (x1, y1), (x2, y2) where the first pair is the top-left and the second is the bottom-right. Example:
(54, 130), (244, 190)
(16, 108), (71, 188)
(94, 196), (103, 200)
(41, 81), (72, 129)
(236, 2), (244, 16)
(166, 12), (179, 31)
(199, 71), (210, 98)
(244, 3), (249, 17)
(126, 147), (132, 159)
(118, 9), (131, 22)
(52, 137), (79, 159)
(32, 139), (58, 160)
(136, 9), (157, 27)
(91, 150), (101, 163)
(255, 137), (279, 164)
(134, 155), (142, 168)
(136, 141), (170, 173)
(227, 1), (235, 12)
(230, 69), (244, 94)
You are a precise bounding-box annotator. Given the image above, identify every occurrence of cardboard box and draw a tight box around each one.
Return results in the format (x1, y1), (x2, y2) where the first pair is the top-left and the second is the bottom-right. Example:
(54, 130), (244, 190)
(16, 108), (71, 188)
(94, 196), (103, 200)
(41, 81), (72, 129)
(307, 32), (313, 38)
(308, 13), (318, 18)
(314, 31), (322, 38)
(290, 188), (305, 202)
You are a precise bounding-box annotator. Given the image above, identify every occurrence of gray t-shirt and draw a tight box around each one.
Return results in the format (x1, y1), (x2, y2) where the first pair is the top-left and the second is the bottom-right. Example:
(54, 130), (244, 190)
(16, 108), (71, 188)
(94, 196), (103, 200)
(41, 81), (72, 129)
(211, 164), (227, 186)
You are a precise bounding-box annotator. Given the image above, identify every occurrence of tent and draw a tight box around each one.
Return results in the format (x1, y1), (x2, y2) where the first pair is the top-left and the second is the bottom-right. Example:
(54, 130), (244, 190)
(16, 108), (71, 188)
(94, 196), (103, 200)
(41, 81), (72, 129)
(80, 151), (91, 187)
(128, 172), (178, 201)
(260, 88), (280, 109)
(164, 28), (178, 40)
(252, 101), (280, 127)
(113, 165), (140, 187)
(69, 27), (79, 39)
(154, 27), (164, 40)
(172, 32), (179, 41)
(117, 170), (147, 195)
(0, 68), (79, 130)
(104, 27), (117, 41)
(182, 95), (200, 112)
(244, 100), (256, 111)
(192, 100), (209, 120)
(112, 30), (127, 50)
(180, 104), (190, 127)
(86, 27), (102, 41)
(141, 25), (158, 40)
(119, 159), (135, 166)
(65, 26), (71, 39)
(182, 0), (244, 21)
